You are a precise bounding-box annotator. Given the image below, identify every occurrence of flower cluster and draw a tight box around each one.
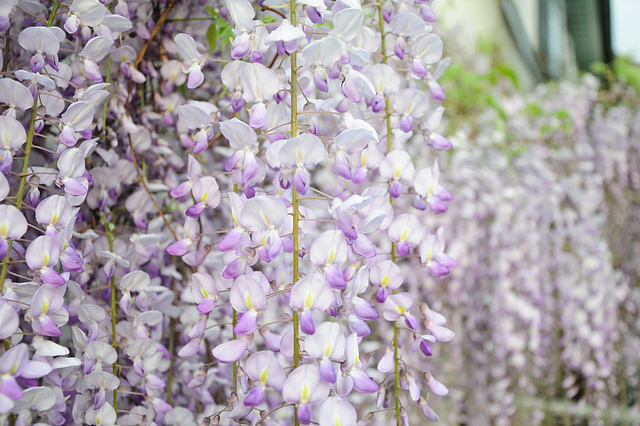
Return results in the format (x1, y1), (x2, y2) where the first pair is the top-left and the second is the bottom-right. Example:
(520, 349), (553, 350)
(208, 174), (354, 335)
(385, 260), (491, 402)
(0, 0), (454, 425)
(425, 51), (640, 423)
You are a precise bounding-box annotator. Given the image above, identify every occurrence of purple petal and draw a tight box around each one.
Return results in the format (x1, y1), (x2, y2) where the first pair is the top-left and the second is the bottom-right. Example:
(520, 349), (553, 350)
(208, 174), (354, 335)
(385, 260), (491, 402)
(347, 315), (371, 338)
(298, 403), (311, 425)
(293, 168), (310, 195)
(93, 389), (106, 410)
(351, 234), (377, 258)
(250, 50), (263, 63)
(243, 386), (265, 407)
(389, 180), (402, 198)
(420, 340), (433, 357)
(178, 338), (202, 358)
(307, 6), (323, 24)
(411, 59), (427, 78)
(170, 181), (191, 198)
(396, 241), (410, 257)
(231, 40), (250, 60)
(353, 298), (379, 321)
(404, 313), (419, 330)
(166, 239), (189, 256)
(314, 70), (329, 93)
(325, 265), (347, 290)
(186, 202), (205, 218)
(428, 262), (450, 277)
(399, 116), (413, 133)
(222, 257), (246, 279)
(153, 397), (173, 414)
(197, 298), (215, 314)
(234, 312), (258, 335)
(64, 179), (87, 196)
(376, 287), (388, 303)
(437, 253), (457, 268)
(242, 158), (259, 184)
(212, 339), (249, 363)
(371, 94), (385, 113)
(218, 229), (243, 252)
(188, 315), (208, 339)
(427, 197), (447, 214)
(0, 376), (22, 400)
(351, 370), (378, 393)
(319, 359), (336, 383)
(394, 38), (405, 59)
(40, 267), (67, 286)
(341, 79), (361, 103)
(21, 360), (51, 379)
(187, 67), (204, 89)
(300, 311), (315, 335)
(249, 103), (268, 129)
(428, 80), (446, 100)
(37, 316), (62, 337)
(59, 126), (77, 147)
(428, 133), (452, 150)
(337, 215), (358, 240)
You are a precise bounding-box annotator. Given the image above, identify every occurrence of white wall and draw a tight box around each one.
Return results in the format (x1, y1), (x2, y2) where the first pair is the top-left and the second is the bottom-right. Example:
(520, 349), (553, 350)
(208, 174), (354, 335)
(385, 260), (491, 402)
(434, 0), (540, 89)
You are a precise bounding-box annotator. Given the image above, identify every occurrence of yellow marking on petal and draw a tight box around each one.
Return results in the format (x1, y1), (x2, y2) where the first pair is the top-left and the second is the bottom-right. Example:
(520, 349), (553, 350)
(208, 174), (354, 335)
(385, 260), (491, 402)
(43, 299), (49, 314)
(296, 147), (304, 166)
(394, 167), (402, 180)
(232, 210), (238, 225)
(51, 211), (59, 225)
(400, 229), (408, 242)
(397, 306), (407, 315)
(360, 153), (367, 167)
(201, 288), (210, 299)
(327, 250), (335, 265)
(0, 223), (7, 238)
(43, 253), (50, 267)
(334, 416), (342, 426)
(323, 343), (333, 358)
(260, 211), (272, 227)
(9, 362), (19, 375)
(201, 192), (208, 203)
(244, 291), (254, 310)
(304, 292), (313, 310)
(259, 368), (268, 385)
(301, 384), (310, 403)
(381, 275), (389, 288)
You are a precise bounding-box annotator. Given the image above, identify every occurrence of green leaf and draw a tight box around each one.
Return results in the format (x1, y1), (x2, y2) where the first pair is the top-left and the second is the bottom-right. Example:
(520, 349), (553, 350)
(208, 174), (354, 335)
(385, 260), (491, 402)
(205, 6), (217, 18)
(206, 23), (218, 55)
(262, 15), (277, 24)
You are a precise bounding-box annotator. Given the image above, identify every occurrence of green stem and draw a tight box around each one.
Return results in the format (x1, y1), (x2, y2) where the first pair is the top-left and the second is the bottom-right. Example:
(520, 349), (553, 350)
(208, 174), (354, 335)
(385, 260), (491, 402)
(289, 2), (300, 426)
(0, 0), (61, 291)
(47, 1), (61, 27)
(0, 99), (38, 292)
(232, 183), (239, 394)
(167, 317), (175, 405)
(377, 6), (401, 424)
(102, 53), (111, 142)
(102, 213), (118, 413)
(232, 308), (238, 393)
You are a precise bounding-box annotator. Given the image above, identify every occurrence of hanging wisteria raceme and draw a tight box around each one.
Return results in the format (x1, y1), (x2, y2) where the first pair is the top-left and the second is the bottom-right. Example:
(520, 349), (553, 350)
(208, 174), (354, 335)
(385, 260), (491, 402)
(0, 0), (454, 424)
(423, 56), (640, 423)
